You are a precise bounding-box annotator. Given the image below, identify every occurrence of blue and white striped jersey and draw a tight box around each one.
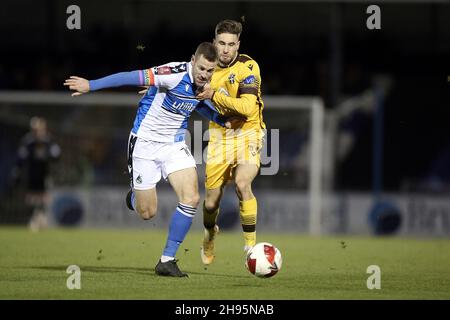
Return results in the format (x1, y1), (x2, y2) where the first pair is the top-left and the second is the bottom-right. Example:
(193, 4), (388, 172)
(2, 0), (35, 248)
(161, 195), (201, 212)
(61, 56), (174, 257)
(133, 61), (214, 142)
(87, 61), (226, 143)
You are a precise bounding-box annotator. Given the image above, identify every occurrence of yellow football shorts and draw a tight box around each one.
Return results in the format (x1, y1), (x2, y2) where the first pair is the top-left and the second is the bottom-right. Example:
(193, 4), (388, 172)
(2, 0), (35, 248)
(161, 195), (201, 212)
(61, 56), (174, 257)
(205, 133), (263, 190)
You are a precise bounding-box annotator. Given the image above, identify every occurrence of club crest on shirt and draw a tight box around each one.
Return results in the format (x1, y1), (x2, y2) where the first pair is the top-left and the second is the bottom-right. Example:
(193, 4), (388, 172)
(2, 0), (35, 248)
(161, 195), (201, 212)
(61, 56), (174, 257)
(228, 73), (236, 84)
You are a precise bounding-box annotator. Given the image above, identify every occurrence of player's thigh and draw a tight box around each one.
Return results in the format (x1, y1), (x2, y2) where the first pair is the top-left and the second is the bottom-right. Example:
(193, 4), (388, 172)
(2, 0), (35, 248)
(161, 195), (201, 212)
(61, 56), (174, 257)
(234, 163), (259, 187)
(236, 137), (262, 169)
(128, 135), (163, 190)
(205, 162), (233, 190)
(163, 143), (199, 206)
(205, 139), (234, 190)
(129, 135), (163, 216)
(168, 167), (199, 207)
(234, 137), (262, 186)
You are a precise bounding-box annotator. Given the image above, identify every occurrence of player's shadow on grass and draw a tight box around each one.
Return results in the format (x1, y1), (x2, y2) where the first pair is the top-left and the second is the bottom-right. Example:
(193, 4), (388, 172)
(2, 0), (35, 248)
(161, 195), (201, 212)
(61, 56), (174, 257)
(184, 270), (250, 279)
(29, 265), (250, 280)
(29, 265), (154, 275)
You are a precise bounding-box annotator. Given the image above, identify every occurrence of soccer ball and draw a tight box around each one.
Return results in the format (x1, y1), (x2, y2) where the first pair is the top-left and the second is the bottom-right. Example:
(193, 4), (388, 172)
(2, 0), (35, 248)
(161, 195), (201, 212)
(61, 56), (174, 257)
(245, 242), (282, 278)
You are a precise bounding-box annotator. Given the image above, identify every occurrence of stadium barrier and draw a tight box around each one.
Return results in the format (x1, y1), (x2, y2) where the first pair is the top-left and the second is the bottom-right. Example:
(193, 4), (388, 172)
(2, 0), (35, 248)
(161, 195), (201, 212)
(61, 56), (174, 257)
(47, 186), (450, 237)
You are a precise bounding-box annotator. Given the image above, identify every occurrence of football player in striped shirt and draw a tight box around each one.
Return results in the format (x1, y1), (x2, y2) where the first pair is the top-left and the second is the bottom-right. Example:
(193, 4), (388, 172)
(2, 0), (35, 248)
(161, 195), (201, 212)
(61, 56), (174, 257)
(65, 42), (241, 277)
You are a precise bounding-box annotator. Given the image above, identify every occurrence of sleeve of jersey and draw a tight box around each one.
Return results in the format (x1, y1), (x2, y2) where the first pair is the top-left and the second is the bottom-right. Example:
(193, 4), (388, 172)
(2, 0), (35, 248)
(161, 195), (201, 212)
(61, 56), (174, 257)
(88, 69), (155, 91)
(195, 100), (227, 127)
(151, 64), (188, 89)
(211, 63), (260, 117)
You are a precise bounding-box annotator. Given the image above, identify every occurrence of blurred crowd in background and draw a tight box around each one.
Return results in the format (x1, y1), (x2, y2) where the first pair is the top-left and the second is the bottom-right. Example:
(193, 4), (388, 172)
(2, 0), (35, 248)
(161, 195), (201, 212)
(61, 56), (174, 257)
(1, 0), (449, 200)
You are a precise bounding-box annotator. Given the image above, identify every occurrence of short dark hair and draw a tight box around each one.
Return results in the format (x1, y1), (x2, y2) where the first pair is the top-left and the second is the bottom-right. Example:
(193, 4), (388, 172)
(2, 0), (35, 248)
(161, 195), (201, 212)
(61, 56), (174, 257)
(215, 19), (242, 38)
(194, 42), (218, 62)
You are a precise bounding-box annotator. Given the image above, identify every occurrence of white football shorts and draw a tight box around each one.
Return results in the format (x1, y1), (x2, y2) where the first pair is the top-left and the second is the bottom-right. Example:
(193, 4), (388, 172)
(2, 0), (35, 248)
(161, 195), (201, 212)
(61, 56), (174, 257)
(127, 133), (196, 190)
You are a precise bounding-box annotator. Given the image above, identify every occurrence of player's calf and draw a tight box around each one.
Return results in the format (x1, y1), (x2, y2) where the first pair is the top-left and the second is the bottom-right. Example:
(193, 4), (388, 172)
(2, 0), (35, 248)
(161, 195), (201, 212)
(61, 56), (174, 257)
(132, 188), (158, 220)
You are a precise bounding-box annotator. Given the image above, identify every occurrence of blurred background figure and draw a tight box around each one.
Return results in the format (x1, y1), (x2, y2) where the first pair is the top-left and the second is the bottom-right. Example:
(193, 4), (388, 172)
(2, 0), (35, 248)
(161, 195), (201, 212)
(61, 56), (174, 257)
(12, 117), (61, 231)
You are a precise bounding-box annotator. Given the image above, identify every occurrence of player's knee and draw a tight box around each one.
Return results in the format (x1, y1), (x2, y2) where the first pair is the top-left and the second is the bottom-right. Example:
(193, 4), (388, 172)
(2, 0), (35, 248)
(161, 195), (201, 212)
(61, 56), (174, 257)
(181, 193), (200, 208)
(204, 197), (220, 212)
(235, 178), (252, 196)
(136, 205), (157, 220)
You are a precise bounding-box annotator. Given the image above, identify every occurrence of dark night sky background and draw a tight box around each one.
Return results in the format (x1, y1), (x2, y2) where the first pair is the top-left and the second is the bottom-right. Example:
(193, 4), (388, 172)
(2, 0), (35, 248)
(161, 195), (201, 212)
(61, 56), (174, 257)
(1, 0), (449, 191)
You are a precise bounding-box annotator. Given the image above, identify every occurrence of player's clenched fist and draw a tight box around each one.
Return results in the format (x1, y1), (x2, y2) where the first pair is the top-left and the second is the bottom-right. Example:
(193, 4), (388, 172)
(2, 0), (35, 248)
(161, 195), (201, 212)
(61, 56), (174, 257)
(63, 76), (90, 96)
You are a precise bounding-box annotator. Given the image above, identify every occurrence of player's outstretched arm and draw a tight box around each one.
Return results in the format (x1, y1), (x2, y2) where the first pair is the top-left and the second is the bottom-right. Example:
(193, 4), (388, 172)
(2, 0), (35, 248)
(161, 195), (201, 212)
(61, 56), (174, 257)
(64, 70), (153, 96)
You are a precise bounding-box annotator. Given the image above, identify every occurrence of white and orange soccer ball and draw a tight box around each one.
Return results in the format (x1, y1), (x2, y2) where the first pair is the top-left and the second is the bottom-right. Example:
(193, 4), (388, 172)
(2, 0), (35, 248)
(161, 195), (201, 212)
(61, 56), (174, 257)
(245, 242), (282, 278)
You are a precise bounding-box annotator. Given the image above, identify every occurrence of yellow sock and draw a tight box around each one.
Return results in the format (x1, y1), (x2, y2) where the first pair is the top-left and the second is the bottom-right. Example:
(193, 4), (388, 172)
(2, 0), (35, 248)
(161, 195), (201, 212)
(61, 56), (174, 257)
(203, 201), (219, 230)
(240, 197), (257, 247)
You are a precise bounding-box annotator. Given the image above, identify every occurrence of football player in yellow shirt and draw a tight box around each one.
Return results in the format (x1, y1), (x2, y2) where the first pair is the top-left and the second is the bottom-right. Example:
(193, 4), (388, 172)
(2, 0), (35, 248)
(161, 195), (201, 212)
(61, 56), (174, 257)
(196, 19), (265, 264)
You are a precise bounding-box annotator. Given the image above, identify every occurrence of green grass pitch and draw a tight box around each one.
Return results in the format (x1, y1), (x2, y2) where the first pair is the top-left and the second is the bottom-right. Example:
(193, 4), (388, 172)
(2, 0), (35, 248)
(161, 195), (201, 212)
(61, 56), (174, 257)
(1, 227), (449, 299)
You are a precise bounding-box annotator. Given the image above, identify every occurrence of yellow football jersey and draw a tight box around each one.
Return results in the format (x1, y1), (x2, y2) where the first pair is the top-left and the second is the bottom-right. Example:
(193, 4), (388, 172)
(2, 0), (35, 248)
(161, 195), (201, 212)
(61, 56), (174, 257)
(209, 53), (265, 142)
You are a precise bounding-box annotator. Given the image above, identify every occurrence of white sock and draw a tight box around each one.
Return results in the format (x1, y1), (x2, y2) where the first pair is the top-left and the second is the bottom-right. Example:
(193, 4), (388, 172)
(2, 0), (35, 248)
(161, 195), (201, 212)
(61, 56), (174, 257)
(161, 255), (175, 263)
